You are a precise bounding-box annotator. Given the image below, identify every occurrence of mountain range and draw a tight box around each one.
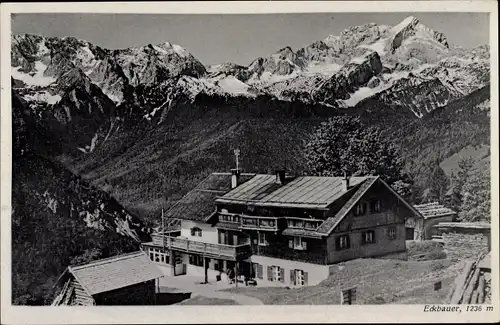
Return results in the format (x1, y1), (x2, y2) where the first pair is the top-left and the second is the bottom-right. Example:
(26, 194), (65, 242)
(11, 16), (491, 304)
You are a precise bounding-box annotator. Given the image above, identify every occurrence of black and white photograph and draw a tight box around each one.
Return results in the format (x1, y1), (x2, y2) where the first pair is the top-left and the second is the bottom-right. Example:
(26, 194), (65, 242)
(1, 1), (498, 324)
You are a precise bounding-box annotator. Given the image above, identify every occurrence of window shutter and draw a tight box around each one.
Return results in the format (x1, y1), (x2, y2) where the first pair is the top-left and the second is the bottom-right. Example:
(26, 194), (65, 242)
(289, 239), (293, 248)
(267, 266), (273, 281)
(304, 271), (308, 285)
(290, 269), (296, 285)
(258, 264), (263, 279)
(280, 268), (285, 283)
(346, 235), (350, 249)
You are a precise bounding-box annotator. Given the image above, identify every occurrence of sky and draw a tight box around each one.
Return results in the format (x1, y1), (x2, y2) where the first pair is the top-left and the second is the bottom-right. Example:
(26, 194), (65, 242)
(11, 13), (490, 66)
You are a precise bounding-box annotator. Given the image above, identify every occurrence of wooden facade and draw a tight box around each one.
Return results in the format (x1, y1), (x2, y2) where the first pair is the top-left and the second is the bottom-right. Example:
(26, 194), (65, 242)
(93, 280), (157, 305)
(144, 171), (421, 286)
(217, 178), (411, 265)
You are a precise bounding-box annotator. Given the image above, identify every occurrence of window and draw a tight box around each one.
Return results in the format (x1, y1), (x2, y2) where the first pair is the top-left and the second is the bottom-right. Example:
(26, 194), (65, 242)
(258, 232), (268, 246)
(289, 236), (307, 250)
(268, 265), (284, 282)
(148, 247), (169, 264)
(353, 202), (367, 216)
(213, 259), (223, 271)
(388, 227), (397, 240)
(362, 230), (376, 244)
(370, 199), (382, 213)
(189, 254), (204, 267)
(253, 263), (263, 279)
(291, 269), (308, 286)
(190, 227), (202, 237)
(336, 235), (350, 250)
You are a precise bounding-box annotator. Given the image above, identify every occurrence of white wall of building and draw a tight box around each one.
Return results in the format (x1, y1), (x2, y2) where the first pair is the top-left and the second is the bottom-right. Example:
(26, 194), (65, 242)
(249, 255), (330, 287)
(180, 220), (219, 244)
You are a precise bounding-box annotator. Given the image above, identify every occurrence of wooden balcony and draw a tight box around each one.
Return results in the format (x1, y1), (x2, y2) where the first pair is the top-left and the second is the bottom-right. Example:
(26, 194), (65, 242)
(286, 217), (324, 230)
(239, 214), (279, 231)
(151, 234), (252, 261)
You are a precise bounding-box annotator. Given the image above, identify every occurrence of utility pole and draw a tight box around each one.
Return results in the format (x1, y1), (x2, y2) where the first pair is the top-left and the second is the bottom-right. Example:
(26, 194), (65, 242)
(161, 208), (165, 249)
(235, 263), (238, 288)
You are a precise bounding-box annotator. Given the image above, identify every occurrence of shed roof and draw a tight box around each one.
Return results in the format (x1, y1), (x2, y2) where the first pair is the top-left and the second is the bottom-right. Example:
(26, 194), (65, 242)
(165, 172), (256, 222)
(216, 175), (369, 209)
(414, 202), (457, 219)
(67, 251), (163, 295)
(281, 228), (323, 238)
(435, 222), (491, 230)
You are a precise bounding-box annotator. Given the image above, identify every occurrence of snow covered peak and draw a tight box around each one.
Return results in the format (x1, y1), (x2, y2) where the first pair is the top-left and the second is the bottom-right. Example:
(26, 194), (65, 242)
(388, 16), (449, 52)
(392, 16), (420, 33)
(153, 41), (190, 58)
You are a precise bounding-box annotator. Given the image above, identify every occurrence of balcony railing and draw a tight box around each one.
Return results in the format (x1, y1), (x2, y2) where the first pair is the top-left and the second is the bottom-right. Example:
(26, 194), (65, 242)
(151, 234), (252, 261)
(239, 214), (279, 231)
(218, 212), (241, 223)
(286, 217), (324, 230)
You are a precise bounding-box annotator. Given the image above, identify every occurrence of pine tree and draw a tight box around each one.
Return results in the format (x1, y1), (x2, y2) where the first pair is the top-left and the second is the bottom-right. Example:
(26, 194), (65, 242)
(425, 162), (449, 204)
(459, 167), (490, 222)
(304, 115), (412, 197)
(447, 157), (475, 211)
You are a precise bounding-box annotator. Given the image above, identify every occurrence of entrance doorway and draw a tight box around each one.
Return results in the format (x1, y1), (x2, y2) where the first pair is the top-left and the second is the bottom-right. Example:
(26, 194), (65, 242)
(406, 227), (415, 240)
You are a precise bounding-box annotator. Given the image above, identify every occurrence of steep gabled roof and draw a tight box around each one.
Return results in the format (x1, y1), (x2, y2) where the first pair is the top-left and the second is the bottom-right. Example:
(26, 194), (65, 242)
(316, 177), (422, 235)
(65, 251), (163, 296)
(316, 177), (378, 235)
(215, 175), (369, 209)
(165, 172), (256, 222)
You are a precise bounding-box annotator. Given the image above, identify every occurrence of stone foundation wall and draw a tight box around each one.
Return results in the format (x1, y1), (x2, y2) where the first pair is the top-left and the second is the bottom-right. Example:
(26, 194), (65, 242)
(442, 232), (490, 261)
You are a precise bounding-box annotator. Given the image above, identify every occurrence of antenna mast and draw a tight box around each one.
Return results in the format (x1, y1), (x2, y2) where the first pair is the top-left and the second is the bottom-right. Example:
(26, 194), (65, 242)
(234, 149), (240, 170)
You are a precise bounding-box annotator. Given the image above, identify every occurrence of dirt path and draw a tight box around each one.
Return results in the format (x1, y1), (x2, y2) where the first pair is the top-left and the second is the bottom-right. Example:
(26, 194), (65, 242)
(158, 275), (263, 305)
(188, 289), (263, 305)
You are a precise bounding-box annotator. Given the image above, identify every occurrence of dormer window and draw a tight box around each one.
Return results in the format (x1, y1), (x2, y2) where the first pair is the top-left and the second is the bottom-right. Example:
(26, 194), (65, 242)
(353, 202), (367, 216)
(190, 227), (202, 237)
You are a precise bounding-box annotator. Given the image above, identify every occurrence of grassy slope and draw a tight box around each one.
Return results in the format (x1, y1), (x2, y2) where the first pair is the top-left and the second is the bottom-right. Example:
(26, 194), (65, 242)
(439, 144), (490, 178)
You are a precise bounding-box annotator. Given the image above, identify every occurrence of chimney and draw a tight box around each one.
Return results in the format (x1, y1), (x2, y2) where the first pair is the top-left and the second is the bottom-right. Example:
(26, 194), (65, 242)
(231, 168), (241, 189)
(275, 169), (286, 185)
(342, 171), (350, 191)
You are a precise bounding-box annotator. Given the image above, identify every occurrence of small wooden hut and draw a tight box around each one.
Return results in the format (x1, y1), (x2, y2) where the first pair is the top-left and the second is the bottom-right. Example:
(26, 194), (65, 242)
(52, 251), (163, 306)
